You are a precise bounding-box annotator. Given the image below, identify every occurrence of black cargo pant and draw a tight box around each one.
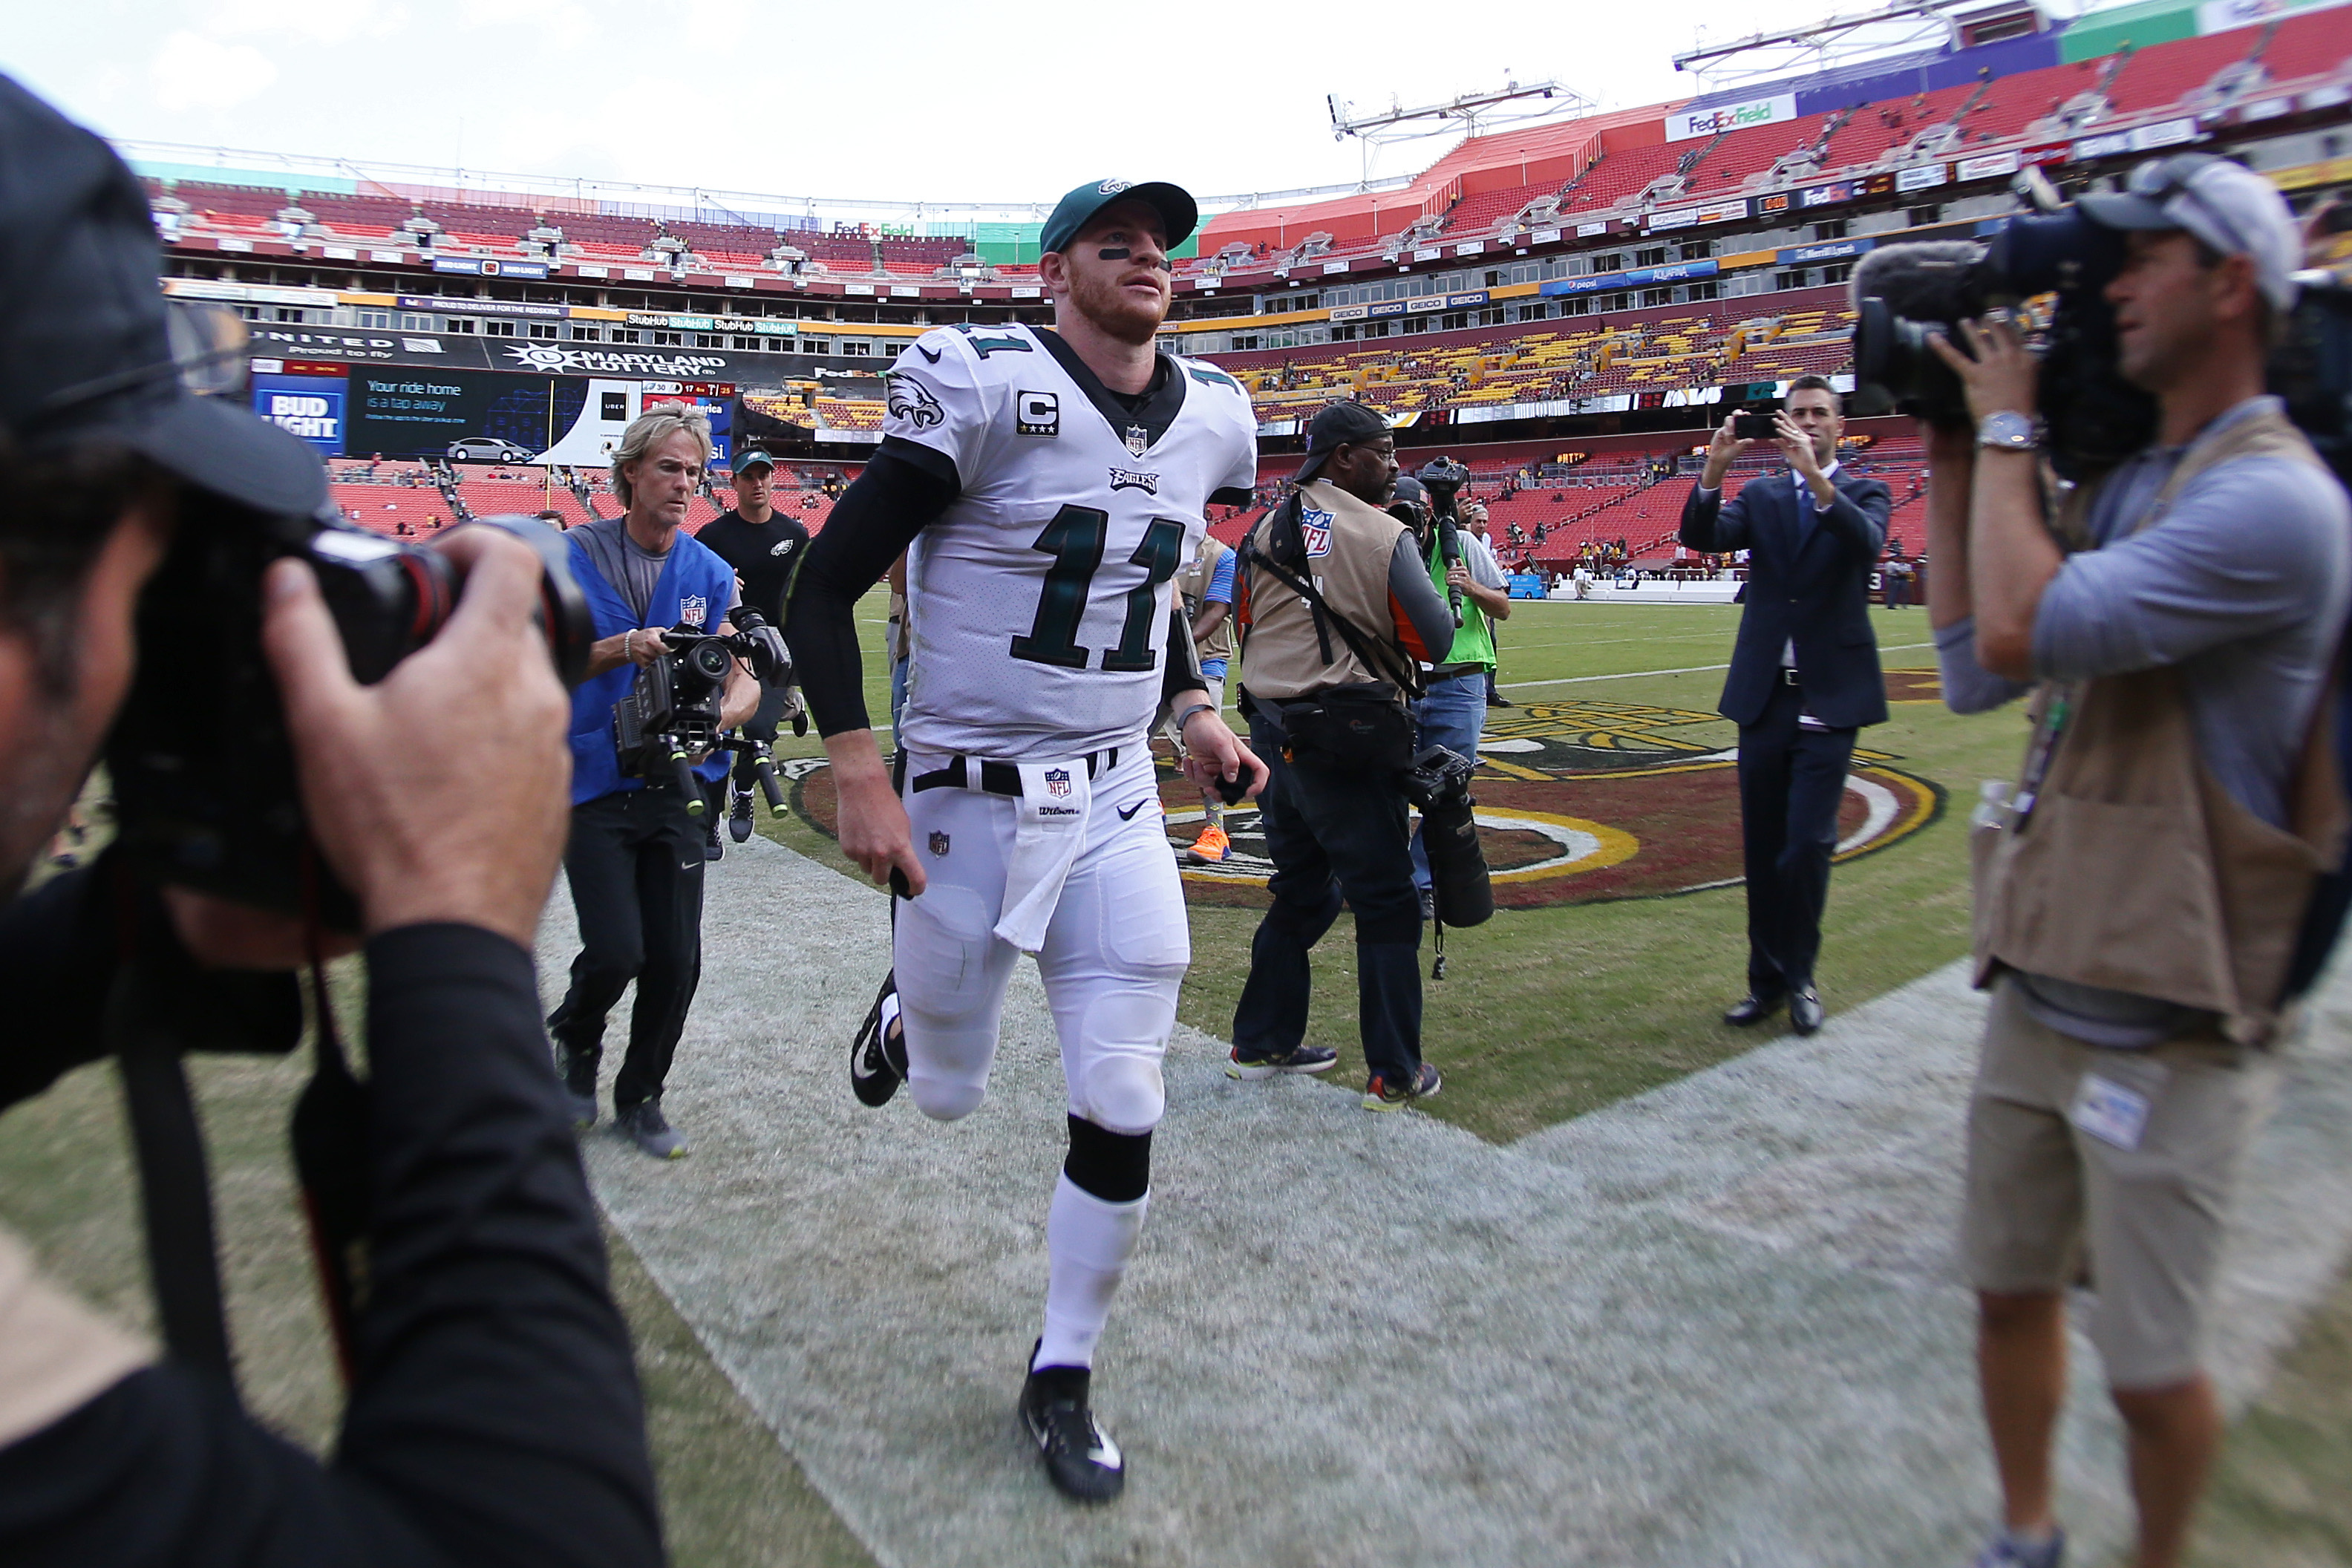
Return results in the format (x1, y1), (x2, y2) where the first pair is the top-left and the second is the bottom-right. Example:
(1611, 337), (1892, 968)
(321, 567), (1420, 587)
(1232, 712), (1425, 1082)
(548, 785), (705, 1110)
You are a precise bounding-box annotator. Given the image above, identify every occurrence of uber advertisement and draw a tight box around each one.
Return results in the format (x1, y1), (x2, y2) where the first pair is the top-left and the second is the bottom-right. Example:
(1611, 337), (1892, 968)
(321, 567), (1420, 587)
(253, 363), (733, 464)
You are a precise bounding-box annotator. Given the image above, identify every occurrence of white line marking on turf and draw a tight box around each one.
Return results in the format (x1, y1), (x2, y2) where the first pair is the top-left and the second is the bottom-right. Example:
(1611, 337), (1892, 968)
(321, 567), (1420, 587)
(1500, 641), (1936, 690)
(546, 834), (2352, 1568)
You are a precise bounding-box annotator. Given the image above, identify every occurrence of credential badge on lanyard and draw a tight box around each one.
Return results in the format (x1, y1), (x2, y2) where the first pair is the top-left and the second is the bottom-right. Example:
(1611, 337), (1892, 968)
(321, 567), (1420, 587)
(2006, 682), (2078, 832)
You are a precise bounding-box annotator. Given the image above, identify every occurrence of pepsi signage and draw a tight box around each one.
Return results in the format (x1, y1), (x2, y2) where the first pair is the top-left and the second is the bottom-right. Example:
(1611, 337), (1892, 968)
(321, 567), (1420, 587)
(1540, 258), (1719, 298)
(1798, 181), (1854, 209)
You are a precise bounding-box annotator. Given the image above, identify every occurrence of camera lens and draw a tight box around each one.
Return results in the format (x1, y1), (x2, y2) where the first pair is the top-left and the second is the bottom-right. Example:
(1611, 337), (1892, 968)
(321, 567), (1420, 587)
(691, 641), (731, 679)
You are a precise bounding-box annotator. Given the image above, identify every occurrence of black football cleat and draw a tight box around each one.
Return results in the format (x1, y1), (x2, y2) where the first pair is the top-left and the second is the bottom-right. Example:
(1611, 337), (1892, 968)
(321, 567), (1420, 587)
(849, 970), (907, 1108)
(1020, 1350), (1126, 1503)
(728, 787), (756, 843)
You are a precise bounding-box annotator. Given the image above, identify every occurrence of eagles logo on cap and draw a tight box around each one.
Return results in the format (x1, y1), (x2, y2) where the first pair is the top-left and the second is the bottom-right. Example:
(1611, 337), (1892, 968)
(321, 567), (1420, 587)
(1099, 180), (1132, 195)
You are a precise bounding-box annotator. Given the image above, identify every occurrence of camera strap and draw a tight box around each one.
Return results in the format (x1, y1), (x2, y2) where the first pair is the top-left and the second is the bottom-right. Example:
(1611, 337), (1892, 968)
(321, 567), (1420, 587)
(1240, 513), (1424, 700)
(292, 849), (370, 1385)
(104, 873), (238, 1402)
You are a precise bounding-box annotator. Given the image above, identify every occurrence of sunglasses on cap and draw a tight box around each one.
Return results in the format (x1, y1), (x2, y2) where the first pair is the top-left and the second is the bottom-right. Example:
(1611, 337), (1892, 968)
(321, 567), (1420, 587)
(32, 299), (252, 425)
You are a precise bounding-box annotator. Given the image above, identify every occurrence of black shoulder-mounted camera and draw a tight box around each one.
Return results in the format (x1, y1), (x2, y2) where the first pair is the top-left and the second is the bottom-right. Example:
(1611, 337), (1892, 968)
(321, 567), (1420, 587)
(612, 606), (788, 813)
(1416, 456), (1471, 517)
(105, 497), (592, 931)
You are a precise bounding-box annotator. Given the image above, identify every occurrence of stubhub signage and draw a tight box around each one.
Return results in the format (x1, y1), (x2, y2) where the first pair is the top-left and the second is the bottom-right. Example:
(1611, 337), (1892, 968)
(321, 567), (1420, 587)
(1667, 93), (1796, 143)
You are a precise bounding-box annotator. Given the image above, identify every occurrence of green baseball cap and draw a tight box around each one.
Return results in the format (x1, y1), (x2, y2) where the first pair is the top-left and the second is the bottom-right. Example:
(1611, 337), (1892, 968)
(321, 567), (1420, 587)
(1039, 178), (1198, 257)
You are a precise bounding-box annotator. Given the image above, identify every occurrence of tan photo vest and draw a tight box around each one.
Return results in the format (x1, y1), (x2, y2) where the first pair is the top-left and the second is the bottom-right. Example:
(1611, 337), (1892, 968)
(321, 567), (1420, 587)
(1174, 533), (1235, 664)
(0, 1224), (151, 1450)
(1971, 404), (2348, 1045)
(1238, 480), (1414, 703)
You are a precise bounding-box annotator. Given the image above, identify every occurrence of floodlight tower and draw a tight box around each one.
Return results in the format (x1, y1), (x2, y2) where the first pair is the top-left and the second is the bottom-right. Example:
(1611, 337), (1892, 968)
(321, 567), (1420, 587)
(1327, 79), (1590, 189)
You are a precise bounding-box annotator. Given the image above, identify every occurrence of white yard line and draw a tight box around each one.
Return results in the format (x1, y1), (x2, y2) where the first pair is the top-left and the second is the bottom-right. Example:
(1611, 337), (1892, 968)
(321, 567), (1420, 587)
(544, 836), (2352, 1568)
(1500, 641), (1937, 690)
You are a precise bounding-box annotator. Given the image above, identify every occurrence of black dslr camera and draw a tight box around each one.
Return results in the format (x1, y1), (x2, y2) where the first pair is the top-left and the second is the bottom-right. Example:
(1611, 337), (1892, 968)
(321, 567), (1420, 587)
(612, 605), (788, 813)
(106, 495), (592, 930)
(1851, 198), (2154, 480)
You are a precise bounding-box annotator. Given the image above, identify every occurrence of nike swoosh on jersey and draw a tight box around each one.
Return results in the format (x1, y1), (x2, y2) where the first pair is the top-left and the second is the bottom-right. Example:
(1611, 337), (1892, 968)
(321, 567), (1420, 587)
(1117, 800), (1149, 821)
(917, 344), (941, 363)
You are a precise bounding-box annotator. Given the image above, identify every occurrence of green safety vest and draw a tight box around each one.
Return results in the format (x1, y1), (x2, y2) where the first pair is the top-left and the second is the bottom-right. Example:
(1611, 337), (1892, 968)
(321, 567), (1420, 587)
(1422, 530), (1495, 673)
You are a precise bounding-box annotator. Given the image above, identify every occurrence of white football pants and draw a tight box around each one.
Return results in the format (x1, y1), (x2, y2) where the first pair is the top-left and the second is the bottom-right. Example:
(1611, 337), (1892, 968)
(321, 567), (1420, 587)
(892, 743), (1187, 1134)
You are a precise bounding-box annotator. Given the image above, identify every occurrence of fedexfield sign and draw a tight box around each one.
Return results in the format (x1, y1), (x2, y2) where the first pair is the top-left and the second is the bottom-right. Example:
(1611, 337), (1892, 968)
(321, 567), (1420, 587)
(1666, 93), (1797, 143)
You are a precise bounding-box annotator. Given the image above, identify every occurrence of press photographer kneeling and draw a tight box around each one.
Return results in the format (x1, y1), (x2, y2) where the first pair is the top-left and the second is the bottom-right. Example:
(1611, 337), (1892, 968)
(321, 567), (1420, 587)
(549, 405), (764, 1160)
(0, 79), (659, 1564)
(1878, 155), (2351, 1568)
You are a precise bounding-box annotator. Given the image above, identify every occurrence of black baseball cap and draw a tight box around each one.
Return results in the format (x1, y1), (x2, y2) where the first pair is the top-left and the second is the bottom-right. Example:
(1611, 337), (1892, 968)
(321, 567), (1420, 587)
(1296, 400), (1391, 483)
(733, 448), (776, 474)
(1039, 179), (1198, 258)
(0, 76), (325, 517)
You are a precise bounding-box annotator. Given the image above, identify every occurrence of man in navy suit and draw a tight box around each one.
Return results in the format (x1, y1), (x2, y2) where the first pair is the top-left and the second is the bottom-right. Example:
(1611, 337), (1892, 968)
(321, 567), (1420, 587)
(1680, 375), (1890, 1034)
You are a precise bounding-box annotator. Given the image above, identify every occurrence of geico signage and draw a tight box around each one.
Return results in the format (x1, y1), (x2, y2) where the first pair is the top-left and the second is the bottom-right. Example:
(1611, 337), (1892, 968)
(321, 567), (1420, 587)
(1667, 93), (1796, 143)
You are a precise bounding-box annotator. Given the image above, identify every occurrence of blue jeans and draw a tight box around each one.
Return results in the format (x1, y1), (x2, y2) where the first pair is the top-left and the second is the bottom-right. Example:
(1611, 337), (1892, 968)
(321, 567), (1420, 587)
(1231, 712), (1424, 1079)
(1409, 670), (1487, 892)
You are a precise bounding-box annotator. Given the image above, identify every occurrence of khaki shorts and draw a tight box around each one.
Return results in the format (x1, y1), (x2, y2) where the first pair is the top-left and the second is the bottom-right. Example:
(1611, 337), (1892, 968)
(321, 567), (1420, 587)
(1162, 673), (1226, 758)
(1961, 977), (2280, 1389)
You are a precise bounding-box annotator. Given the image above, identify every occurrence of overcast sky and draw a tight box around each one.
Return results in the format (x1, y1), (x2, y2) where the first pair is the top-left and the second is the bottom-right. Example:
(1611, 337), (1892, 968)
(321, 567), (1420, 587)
(4, 0), (2113, 215)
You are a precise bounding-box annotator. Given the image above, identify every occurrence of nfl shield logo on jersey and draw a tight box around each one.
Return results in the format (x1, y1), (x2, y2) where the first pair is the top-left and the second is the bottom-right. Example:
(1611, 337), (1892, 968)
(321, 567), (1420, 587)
(1045, 768), (1072, 797)
(679, 594), (710, 627)
(1123, 425), (1150, 458)
(1300, 509), (1335, 558)
(929, 831), (951, 857)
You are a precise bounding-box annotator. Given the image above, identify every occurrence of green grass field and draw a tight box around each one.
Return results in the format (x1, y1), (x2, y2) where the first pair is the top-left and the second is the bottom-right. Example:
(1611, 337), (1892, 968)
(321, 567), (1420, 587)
(1, 590), (2345, 1565)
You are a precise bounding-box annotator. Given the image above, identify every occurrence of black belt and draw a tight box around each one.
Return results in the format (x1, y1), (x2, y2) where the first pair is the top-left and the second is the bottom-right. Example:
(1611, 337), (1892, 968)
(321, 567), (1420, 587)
(910, 748), (1120, 797)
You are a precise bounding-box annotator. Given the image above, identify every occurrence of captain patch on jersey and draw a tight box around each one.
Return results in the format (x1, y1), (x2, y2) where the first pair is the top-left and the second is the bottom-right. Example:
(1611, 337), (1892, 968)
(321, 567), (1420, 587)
(880, 321), (1258, 761)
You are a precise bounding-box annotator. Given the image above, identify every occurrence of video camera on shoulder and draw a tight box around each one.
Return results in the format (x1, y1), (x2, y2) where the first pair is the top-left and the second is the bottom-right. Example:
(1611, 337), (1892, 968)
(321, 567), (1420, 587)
(612, 606), (788, 814)
(106, 493), (593, 931)
(1416, 455), (1471, 517)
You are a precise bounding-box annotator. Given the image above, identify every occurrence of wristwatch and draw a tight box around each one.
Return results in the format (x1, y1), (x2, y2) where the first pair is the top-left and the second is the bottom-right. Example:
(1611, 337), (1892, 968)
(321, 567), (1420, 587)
(1976, 410), (2039, 453)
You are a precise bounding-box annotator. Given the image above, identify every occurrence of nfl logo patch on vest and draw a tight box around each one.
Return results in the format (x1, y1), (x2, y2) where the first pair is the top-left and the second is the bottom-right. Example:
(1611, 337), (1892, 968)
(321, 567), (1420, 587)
(1045, 768), (1072, 797)
(1301, 509), (1334, 558)
(679, 594), (709, 627)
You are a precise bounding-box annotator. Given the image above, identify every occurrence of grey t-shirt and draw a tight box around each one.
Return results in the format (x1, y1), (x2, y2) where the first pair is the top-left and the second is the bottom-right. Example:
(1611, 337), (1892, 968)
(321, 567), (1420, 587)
(1938, 396), (2352, 1043)
(573, 516), (738, 627)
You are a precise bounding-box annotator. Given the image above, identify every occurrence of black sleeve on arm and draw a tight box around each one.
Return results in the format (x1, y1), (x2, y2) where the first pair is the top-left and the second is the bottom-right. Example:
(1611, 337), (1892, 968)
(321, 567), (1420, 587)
(1679, 481), (1743, 551)
(1209, 486), (1252, 507)
(782, 440), (958, 737)
(337, 923), (662, 1568)
(1161, 607), (1205, 703)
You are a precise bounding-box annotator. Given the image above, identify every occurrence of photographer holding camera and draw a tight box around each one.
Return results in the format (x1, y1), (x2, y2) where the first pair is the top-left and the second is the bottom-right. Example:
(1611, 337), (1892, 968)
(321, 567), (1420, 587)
(1405, 460), (1512, 920)
(1916, 156), (2350, 1568)
(0, 79), (659, 1564)
(548, 405), (759, 1160)
(1229, 402), (1459, 1108)
(1680, 377), (1892, 1036)
(693, 448), (807, 855)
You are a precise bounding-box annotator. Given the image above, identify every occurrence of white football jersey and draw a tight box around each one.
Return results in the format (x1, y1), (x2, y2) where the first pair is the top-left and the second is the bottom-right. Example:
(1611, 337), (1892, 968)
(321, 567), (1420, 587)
(884, 321), (1258, 760)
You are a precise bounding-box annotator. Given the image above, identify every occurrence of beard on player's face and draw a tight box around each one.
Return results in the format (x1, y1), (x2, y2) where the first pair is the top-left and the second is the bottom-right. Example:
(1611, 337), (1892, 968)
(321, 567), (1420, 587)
(1056, 209), (1171, 347)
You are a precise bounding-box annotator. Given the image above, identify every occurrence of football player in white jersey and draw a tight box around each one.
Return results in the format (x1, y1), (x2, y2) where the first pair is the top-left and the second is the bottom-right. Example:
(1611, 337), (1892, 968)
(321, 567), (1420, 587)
(783, 177), (1264, 1503)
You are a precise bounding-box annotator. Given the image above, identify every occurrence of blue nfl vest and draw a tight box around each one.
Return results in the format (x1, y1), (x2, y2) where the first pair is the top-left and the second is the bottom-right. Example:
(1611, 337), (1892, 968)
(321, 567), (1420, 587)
(566, 527), (738, 806)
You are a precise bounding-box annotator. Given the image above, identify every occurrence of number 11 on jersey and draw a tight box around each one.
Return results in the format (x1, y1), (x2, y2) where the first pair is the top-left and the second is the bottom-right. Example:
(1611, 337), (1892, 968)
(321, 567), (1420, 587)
(1010, 506), (1186, 672)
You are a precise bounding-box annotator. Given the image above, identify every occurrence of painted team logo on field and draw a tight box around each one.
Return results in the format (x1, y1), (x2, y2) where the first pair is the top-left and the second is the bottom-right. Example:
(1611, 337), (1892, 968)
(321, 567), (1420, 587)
(1299, 508), (1334, 558)
(1161, 692), (1944, 910)
(785, 688), (1942, 910)
(678, 594), (708, 627)
(1044, 768), (1073, 797)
